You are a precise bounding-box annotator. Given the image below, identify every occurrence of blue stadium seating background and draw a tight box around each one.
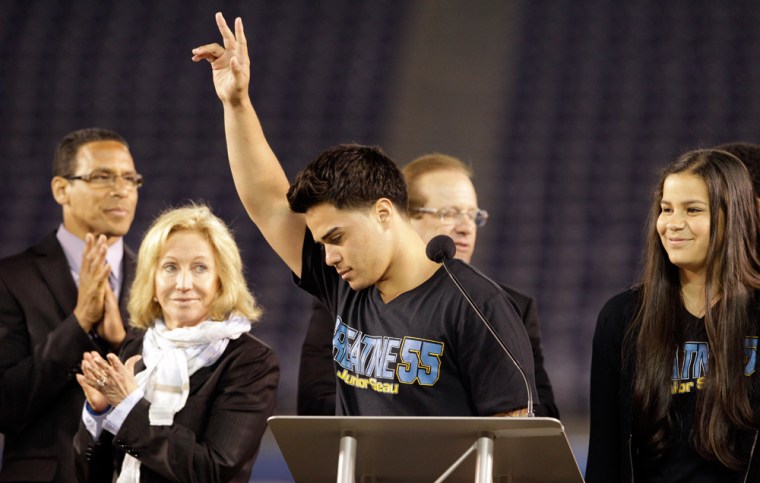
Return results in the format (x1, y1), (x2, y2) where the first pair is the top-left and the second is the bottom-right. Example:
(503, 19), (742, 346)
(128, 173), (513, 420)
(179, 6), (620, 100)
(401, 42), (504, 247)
(3, 1), (760, 480)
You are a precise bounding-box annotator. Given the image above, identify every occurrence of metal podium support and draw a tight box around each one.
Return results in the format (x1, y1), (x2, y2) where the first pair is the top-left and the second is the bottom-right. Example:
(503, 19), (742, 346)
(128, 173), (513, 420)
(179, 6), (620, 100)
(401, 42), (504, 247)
(474, 434), (494, 482)
(337, 431), (356, 483)
(336, 430), (499, 483)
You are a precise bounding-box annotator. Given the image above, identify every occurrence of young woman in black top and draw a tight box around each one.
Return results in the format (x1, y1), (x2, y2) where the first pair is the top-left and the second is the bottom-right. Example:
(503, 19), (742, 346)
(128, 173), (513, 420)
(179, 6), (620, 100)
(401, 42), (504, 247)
(587, 149), (760, 482)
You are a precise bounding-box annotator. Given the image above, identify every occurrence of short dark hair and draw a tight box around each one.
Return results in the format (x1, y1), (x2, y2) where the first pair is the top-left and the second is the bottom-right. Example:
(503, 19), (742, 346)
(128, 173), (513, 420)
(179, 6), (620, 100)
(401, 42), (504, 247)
(287, 144), (408, 215)
(52, 128), (129, 177)
(714, 142), (760, 197)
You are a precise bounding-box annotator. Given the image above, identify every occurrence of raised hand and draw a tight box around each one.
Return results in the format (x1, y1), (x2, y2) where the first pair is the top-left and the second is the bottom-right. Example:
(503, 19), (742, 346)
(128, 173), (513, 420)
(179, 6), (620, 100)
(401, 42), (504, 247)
(74, 234), (111, 332)
(190, 12), (307, 277)
(96, 284), (126, 347)
(191, 12), (250, 105)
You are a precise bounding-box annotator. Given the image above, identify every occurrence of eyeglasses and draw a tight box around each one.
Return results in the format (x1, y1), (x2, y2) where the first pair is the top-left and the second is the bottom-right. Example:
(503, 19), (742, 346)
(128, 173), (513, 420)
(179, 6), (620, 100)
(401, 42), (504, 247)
(412, 207), (489, 227)
(64, 171), (144, 189)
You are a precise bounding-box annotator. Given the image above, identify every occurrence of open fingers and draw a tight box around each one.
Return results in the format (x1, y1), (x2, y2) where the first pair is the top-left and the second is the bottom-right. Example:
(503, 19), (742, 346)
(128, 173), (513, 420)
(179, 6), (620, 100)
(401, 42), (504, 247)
(191, 43), (226, 62)
(234, 17), (249, 64)
(216, 12), (237, 49)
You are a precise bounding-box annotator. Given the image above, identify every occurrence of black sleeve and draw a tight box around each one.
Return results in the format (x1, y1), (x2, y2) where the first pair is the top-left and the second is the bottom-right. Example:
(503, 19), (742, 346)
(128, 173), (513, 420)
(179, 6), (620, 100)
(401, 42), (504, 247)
(519, 295), (559, 418)
(0, 272), (97, 433)
(456, 287), (537, 415)
(294, 229), (337, 306)
(297, 298), (337, 415)
(93, 340), (278, 483)
(74, 422), (116, 482)
(585, 291), (633, 483)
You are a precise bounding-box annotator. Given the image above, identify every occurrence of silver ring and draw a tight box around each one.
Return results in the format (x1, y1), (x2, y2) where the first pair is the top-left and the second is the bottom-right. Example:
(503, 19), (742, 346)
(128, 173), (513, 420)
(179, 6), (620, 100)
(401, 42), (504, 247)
(97, 377), (107, 387)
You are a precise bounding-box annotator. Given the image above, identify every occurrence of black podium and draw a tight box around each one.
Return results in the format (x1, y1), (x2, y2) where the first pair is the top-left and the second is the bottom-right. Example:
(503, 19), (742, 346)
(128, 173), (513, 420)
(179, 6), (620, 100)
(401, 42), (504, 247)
(268, 416), (584, 482)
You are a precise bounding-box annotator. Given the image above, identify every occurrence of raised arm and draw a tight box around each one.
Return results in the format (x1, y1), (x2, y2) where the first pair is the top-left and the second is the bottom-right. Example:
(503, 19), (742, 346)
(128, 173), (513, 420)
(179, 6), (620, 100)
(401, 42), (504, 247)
(192, 13), (305, 276)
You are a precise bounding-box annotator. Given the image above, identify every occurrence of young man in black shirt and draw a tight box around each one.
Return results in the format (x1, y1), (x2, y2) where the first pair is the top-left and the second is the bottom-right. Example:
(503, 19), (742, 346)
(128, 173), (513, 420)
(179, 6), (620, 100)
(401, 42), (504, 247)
(298, 154), (559, 417)
(193, 13), (536, 416)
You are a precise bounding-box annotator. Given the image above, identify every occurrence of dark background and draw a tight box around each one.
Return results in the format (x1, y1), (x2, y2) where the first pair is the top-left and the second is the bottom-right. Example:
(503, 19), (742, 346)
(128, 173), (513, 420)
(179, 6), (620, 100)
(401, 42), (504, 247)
(3, 1), (760, 480)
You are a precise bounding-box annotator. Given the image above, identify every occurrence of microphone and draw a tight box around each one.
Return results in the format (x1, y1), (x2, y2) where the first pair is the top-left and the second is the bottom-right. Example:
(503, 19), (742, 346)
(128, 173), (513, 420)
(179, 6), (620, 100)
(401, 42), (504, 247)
(426, 234), (456, 263)
(426, 235), (535, 417)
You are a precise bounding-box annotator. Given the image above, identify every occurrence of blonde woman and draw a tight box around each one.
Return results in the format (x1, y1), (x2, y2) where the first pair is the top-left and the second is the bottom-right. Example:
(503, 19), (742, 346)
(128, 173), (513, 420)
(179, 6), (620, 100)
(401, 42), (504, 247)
(73, 204), (278, 483)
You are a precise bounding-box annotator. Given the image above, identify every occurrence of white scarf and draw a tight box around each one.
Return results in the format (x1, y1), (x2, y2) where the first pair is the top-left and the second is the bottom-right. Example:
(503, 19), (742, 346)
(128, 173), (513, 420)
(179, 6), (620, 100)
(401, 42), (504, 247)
(117, 315), (252, 483)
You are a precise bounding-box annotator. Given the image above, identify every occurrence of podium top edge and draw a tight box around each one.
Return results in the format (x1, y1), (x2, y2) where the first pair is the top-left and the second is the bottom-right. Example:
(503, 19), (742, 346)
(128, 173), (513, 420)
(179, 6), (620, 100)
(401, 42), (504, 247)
(268, 415), (562, 423)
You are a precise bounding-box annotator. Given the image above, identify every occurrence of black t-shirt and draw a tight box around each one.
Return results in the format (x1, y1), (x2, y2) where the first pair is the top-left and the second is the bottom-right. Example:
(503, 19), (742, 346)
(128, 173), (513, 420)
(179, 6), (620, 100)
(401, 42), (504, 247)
(588, 288), (759, 483)
(640, 307), (749, 482)
(295, 230), (537, 416)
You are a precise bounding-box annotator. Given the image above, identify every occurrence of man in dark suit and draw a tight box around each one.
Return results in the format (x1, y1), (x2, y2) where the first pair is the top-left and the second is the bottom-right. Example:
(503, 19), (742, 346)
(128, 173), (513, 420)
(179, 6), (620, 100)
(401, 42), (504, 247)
(298, 153), (560, 418)
(0, 128), (142, 482)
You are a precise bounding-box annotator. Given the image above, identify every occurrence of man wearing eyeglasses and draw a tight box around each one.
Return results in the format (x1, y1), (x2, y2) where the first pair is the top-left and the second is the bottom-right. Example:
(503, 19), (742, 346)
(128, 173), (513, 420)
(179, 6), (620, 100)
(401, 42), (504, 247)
(0, 128), (142, 482)
(298, 153), (559, 418)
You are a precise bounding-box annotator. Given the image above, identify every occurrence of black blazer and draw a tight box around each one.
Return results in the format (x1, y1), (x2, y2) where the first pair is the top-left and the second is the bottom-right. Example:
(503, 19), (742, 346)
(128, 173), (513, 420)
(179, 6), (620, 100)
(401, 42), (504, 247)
(73, 332), (279, 483)
(0, 231), (135, 482)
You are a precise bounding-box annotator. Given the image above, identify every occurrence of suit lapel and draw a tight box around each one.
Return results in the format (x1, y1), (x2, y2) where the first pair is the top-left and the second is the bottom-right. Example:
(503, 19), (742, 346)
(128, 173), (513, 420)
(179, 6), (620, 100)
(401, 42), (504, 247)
(119, 247), (136, 322)
(188, 363), (216, 394)
(32, 232), (78, 316)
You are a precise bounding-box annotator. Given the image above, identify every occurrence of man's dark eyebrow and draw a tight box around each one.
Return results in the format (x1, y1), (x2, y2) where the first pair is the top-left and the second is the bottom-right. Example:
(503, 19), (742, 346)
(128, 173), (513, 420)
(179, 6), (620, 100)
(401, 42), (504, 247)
(319, 227), (339, 243)
(90, 167), (137, 174)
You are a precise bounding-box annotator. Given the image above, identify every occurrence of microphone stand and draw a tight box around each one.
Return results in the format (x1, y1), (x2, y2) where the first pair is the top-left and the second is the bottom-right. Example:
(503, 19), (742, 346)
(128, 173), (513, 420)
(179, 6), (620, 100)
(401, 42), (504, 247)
(440, 260), (535, 418)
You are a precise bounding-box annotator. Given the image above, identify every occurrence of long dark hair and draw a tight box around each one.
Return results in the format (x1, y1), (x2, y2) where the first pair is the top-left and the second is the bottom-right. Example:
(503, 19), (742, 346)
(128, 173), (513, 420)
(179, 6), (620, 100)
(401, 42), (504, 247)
(627, 149), (760, 469)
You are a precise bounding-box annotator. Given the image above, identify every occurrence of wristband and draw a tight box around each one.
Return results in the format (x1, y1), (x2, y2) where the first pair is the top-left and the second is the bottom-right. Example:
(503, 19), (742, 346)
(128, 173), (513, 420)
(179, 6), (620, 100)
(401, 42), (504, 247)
(85, 401), (112, 416)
